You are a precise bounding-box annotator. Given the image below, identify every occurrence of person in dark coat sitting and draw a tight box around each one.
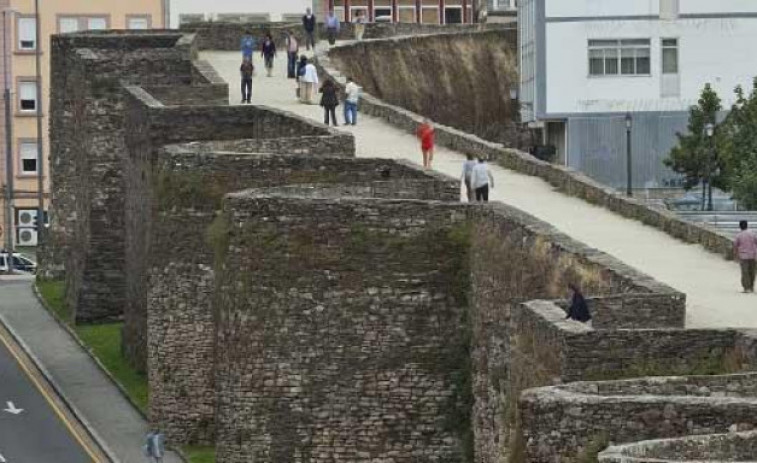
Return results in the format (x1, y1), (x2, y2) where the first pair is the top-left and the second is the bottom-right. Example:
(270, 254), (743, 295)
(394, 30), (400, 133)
(319, 79), (339, 126)
(566, 283), (591, 323)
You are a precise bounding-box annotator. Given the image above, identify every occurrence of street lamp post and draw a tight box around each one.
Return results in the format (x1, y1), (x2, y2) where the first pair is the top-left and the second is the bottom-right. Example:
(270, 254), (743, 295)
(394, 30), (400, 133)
(705, 122), (715, 212)
(625, 112), (633, 197)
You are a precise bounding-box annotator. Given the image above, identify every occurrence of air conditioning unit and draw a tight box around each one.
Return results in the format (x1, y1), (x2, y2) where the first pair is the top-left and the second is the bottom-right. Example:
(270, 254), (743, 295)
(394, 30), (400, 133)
(17, 209), (37, 228)
(17, 227), (38, 246)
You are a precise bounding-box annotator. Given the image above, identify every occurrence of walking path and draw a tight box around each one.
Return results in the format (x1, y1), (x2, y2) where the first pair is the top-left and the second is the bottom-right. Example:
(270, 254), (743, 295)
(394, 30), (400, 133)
(0, 279), (182, 463)
(204, 49), (754, 330)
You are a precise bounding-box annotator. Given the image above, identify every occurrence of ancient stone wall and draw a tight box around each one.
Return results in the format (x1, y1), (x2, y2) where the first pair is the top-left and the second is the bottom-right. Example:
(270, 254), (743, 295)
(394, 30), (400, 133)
(600, 430), (757, 462)
(317, 44), (735, 260)
(45, 32), (200, 321)
(180, 20), (510, 51)
(214, 193), (472, 463)
(521, 373), (757, 462)
(465, 204), (685, 463)
(327, 30), (523, 148)
(128, 130), (457, 442)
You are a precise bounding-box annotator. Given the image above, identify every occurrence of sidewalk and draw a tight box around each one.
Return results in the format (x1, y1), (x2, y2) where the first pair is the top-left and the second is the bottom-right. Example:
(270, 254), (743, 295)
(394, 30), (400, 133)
(0, 280), (182, 463)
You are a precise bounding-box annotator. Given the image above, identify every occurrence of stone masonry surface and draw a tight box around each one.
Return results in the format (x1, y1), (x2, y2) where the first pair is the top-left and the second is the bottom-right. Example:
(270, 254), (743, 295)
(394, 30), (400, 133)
(522, 373), (757, 462)
(327, 30), (524, 147)
(43, 28), (757, 463)
(600, 430), (757, 462)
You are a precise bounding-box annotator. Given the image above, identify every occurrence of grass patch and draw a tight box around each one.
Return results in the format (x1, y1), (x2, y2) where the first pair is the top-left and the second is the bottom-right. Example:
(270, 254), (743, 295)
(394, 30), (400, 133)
(183, 445), (216, 463)
(37, 280), (71, 323)
(75, 323), (149, 413)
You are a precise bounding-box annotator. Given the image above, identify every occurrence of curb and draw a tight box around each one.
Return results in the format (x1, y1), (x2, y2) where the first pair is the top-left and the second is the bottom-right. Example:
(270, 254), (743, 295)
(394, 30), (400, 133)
(31, 282), (188, 463)
(0, 291), (120, 463)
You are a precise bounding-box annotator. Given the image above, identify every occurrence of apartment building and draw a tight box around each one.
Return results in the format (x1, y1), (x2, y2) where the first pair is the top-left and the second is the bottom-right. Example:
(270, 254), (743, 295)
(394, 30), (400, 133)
(0, 0), (163, 248)
(325, 0), (477, 24)
(170, 0), (313, 26)
(520, 0), (757, 190)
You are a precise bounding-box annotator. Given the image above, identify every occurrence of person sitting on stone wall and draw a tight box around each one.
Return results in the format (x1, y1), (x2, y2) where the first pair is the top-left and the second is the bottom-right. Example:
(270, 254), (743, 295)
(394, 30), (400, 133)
(565, 283), (592, 323)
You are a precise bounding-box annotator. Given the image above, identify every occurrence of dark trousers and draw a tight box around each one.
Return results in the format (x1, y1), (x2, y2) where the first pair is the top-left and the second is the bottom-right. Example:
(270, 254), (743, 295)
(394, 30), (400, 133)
(287, 52), (297, 78)
(241, 78), (252, 102)
(327, 27), (337, 45)
(305, 30), (316, 50)
(264, 55), (274, 69)
(475, 184), (489, 202)
(324, 106), (338, 126)
(741, 259), (756, 291)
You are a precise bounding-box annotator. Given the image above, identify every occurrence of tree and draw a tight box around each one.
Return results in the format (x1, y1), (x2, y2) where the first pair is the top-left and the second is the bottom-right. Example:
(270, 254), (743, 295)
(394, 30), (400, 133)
(720, 78), (757, 209)
(664, 84), (724, 210)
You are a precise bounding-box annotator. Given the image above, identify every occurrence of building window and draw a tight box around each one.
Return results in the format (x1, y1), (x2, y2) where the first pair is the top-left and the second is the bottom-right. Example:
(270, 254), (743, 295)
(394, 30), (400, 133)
(662, 38), (678, 74)
(589, 39), (651, 76)
(17, 17), (36, 51)
(87, 17), (107, 30)
(397, 0), (416, 23)
(19, 141), (38, 175)
(18, 81), (37, 112)
(660, 0), (679, 20)
(374, 0), (392, 21)
(58, 17), (79, 33)
(127, 16), (150, 30)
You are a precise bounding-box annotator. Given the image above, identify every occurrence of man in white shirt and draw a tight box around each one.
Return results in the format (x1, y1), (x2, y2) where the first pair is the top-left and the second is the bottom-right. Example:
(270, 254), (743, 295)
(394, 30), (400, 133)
(471, 157), (495, 202)
(301, 60), (319, 104)
(343, 77), (360, 125)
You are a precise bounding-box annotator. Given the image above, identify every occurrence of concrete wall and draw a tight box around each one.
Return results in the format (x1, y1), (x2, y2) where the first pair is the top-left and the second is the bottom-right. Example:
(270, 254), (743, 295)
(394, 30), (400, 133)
(328, 29), (524, 148)
(214, 194), (471, 463)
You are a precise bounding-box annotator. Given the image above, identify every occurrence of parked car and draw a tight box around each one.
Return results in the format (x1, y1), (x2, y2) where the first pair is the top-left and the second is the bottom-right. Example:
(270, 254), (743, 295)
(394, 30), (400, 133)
(0, 252), (37, 273)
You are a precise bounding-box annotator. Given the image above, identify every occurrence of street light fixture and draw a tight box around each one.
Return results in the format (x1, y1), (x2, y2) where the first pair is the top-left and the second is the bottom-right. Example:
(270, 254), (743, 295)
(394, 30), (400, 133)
(625, 112), (633, 197)
(704, 122), (715, 211)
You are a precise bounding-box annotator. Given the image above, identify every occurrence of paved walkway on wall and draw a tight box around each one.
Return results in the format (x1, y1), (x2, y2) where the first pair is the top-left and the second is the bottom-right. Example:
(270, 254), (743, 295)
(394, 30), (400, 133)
(0, 279), (182, 463)
(203, 50), (754, 329)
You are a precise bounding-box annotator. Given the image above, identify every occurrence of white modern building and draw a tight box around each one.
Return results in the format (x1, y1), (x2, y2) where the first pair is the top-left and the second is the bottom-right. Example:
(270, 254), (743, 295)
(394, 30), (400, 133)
(519, 0), (757, 189)
(168, 0), (314, 27)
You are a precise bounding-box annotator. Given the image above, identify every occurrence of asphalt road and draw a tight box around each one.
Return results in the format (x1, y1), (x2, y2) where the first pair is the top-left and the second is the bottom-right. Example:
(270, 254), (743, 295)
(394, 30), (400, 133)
(0, 302), (97, 463)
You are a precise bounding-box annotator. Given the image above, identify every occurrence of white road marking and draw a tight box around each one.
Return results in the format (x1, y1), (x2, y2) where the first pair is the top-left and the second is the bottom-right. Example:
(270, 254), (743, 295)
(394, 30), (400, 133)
(3, 401), (23, 415)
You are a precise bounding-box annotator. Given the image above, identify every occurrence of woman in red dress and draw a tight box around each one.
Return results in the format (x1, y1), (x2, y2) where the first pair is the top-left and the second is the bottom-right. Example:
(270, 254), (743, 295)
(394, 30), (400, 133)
(416, 119), (435, 168)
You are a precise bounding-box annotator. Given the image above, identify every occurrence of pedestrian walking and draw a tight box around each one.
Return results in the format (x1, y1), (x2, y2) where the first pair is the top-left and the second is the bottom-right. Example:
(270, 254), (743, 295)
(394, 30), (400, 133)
(240, 56), (254, 104)
(296, 55), (308, 100)
(143, 430), (165, 463)
(286, 32), (299, 79)
(565, 284), (592, 323)
(302, 7), (316, 50)
(343, 77), (360, 125)
(301, 59), (319, 104)
(240, 30), (256, 60)
(461, 154), (476, 202)
(416, 119), (435, 168)
(320, 79), (339, 126)
(260, 34), (276, 77)
(734, 220), (757, 293)
(353, 10), (367, 41)
(471, 157), (495, 202)
(325, 10), (340, 46)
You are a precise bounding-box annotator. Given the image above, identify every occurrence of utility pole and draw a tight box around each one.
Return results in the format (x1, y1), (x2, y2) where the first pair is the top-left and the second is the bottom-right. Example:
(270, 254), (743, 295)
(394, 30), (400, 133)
(625, 113), (633, 197)
(3, 9), (15, 258)
(34, 0), (44, 244)
(705, 122), (715, 212)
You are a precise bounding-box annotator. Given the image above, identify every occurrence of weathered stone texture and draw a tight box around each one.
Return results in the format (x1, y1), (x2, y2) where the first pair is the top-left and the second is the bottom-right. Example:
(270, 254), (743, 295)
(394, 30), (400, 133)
(135, 148), (458, 443)
(600, 430), (757, 462)
(44, 32), (202, 321)
(465, 204), (684, 463)
(328, 30), (523, 148)
(318, 42), (735, 260)
(522, 373), (757, 462)
(214, 195), (471, 463)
